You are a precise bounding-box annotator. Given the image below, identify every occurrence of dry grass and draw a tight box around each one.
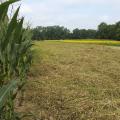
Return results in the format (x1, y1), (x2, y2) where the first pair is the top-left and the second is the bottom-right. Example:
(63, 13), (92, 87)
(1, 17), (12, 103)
(63, 39), (120, 46)
(23, 40), (120, 120)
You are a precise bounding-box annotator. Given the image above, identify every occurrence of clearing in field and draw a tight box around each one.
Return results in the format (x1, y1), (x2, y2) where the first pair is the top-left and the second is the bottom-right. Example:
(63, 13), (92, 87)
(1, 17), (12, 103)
(23, 40), (120, 120)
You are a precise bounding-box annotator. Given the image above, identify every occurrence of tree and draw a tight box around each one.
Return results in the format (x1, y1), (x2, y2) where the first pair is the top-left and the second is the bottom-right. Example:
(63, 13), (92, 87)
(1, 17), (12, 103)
(72, 28), (81, 39)
(32, 21), (120, 41)
(97, 22), (108, 39)
(32, 26), (70, 40)
(114, 21), (120, 40)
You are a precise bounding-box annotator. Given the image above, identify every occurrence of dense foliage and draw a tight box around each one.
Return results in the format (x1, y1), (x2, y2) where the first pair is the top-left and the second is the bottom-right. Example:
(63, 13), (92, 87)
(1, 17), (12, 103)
(32, 26), (70, 40)
(97, 22), (120, 40)
(0, 0), (32, 119)
(32, 21), (120, 40)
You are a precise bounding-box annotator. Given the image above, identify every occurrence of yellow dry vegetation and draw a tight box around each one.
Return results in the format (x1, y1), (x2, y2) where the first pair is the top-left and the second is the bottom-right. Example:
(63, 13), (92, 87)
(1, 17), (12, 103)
(23, 40), (120, 120)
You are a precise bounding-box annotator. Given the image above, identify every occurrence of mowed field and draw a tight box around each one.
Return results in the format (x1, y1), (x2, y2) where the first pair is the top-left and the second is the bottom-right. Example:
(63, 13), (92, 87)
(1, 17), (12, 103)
(23, 40), (120, 120)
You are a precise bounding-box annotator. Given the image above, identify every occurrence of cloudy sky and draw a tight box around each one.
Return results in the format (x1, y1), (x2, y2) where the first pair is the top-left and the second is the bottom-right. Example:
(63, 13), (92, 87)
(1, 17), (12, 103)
(18, 0), (120, 29)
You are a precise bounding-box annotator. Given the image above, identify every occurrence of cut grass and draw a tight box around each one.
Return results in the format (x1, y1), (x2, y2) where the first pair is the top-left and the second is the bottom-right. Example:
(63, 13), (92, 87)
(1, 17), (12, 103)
(23, 40), (120, 120)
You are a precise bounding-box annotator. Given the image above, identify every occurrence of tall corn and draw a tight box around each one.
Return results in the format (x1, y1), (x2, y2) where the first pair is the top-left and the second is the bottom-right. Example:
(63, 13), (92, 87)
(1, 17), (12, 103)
(0, 0), (33, 119)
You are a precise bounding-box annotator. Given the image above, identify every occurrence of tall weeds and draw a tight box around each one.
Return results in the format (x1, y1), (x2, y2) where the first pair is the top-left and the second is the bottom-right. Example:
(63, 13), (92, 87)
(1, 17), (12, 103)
(0, 0), (33, 119)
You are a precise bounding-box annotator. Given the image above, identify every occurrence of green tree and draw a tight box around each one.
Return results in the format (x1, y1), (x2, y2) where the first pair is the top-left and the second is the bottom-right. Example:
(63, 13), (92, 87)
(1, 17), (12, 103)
(97, 22), (108, 39)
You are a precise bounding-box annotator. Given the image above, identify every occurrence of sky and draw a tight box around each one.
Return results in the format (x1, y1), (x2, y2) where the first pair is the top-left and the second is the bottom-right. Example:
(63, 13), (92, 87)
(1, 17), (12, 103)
(16, 0), (120, 30)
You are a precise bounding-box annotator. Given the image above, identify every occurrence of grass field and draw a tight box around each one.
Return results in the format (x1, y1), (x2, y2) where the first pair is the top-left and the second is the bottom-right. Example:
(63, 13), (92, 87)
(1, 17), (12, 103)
(22, 40), (120, 120)
(62, 39), (120, 46)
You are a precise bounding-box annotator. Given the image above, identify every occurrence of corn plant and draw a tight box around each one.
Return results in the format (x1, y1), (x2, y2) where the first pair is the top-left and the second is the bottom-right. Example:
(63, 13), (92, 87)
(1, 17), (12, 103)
(0, 0), (33, 119)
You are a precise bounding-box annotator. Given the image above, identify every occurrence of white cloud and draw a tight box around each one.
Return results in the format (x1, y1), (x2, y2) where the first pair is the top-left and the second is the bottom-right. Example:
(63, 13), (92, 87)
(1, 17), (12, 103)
(18, 0), (120, 29)
(20, 4), (32, 14)
(51, 0), (120, 6)
(99, 15), (110, 21)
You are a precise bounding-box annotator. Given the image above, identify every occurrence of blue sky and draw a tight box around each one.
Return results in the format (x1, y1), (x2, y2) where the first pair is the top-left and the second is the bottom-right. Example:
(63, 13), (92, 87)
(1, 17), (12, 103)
(18, 0), (120, 29)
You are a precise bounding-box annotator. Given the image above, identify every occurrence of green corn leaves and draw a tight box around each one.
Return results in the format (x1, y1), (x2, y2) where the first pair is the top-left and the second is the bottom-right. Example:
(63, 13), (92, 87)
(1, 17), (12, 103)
(0, 0), (19, 21)
(3, 7), (20, 51)
(0, 0), (33, 119)
(0, 80), (18, 109)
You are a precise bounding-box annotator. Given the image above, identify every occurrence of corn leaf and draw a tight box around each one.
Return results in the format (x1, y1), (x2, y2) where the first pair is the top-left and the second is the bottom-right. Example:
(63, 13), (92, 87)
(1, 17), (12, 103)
(0, 80), (18, 109)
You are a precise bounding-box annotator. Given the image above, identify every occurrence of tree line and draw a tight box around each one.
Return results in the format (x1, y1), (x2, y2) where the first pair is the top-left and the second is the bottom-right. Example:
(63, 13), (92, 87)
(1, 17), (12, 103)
(32, 21), (120, 40)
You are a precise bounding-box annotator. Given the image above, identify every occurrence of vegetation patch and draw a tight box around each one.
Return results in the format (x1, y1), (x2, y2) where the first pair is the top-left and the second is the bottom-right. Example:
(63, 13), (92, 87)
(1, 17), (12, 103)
(62, 39), (120, 46)
(23, 41), (120, 120)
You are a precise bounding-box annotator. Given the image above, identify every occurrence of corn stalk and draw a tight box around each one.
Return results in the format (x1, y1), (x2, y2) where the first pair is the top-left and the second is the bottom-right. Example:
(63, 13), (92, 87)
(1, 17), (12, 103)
(0, 0), (33, 119)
